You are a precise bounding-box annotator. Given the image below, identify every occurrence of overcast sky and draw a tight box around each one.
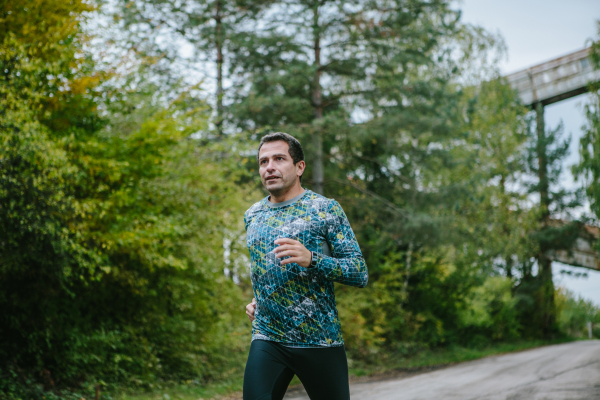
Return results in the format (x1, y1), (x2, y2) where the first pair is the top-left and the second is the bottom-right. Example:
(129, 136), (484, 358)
(457, 0), (600, 305)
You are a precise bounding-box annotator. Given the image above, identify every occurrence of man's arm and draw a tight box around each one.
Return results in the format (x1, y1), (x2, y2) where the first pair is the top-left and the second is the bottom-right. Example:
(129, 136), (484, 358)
(314, 200), (368, 288)
(244, 211), (256, 322)
(271, 200), (368, 287)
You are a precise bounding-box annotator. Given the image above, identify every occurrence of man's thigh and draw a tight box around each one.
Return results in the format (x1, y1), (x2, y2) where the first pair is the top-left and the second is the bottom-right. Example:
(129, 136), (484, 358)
(291, 346), (350, 400)
(243, 340), (295, 400)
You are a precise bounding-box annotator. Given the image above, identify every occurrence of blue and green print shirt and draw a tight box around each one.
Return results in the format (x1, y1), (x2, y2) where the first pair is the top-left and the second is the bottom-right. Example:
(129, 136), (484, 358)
(244, 189), (368, 348)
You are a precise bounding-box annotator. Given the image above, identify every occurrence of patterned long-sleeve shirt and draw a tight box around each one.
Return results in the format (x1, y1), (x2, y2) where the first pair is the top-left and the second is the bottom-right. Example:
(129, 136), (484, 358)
(244, 189), (368, 347)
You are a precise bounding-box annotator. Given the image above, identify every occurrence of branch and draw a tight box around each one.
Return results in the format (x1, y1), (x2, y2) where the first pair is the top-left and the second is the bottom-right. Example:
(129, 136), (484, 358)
(327, 178), (408, 217)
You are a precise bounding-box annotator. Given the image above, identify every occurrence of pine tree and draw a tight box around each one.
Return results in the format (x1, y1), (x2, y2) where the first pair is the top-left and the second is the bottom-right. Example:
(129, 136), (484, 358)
(115, 0), (271, 135)
(522, 106), (583, 337)
(574, 22), (600, 217)
(230, 0), (466, 195)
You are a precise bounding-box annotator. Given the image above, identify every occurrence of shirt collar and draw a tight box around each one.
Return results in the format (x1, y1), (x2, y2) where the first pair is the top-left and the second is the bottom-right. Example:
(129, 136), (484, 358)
(264, 189), (308, 209)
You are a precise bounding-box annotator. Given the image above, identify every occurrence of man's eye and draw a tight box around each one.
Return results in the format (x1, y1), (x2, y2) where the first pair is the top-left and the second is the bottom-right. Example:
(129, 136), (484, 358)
(277, 157), (283, 161)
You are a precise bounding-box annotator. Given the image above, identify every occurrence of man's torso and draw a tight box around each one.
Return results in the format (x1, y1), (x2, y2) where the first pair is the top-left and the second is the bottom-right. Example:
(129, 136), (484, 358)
(244, 190), (344, 347)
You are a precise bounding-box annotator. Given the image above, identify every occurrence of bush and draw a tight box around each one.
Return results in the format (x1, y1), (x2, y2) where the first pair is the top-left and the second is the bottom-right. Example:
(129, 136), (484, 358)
(458, 277), (521, 345)
(556, 288), (600, 339)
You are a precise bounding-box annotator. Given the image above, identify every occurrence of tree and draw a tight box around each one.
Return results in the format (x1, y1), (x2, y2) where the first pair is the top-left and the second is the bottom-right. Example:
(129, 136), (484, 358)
(521, 109), (583, 337)
(1, 1), (255, 393)
(575, 22), (600, 218)
(231, 0), (472, 195)
(115, 0), (272, 135)
(450, 79), (533, 280)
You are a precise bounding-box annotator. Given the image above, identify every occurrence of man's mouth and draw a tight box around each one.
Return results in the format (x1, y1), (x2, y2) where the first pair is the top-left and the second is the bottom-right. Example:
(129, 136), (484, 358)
(266, 176), (280, 182)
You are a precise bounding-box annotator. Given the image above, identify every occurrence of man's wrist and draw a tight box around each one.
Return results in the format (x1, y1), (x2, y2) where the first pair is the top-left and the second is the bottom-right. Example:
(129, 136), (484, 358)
(309, 251), (320, 268)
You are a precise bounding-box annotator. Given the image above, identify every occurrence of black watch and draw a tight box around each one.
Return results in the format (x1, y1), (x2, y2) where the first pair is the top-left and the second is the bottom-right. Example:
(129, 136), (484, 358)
(309, 251), (319, 268)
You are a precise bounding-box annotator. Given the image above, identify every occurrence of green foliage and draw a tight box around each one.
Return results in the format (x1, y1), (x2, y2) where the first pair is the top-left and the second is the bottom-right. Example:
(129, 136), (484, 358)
(338, 249), (477, 359)
(1, 78), (253, 391)
(458, 277), (521, 344)
(113, 0), (274, 133)
(556, 288), (600, 339)
(449, 78), (533, 275)
(575, 22), (600, 219)
(521, 84), (583, 338)
(0, 2), (255, 395)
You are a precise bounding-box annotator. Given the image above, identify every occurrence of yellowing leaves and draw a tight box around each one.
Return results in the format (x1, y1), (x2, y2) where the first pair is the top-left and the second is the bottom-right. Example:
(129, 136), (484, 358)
(68, 75), (101, 95)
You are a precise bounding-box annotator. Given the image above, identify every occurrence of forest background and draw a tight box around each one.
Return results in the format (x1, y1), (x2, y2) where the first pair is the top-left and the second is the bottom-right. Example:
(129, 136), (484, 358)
(1, 0), (600, 399)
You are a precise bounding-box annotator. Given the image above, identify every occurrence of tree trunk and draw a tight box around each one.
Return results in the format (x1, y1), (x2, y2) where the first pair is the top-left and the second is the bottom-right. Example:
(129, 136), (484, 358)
(500, 174), (512, 278)
(311, 4), (324, 194)
(403, 241), (414, 302)
(535, 101), (555, 335)
(215, 0), (224, 136)
(536, 103), (550, 221)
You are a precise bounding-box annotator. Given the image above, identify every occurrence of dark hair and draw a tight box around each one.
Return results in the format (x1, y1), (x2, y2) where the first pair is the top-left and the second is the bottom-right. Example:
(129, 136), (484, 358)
(257, 132), (305, 181)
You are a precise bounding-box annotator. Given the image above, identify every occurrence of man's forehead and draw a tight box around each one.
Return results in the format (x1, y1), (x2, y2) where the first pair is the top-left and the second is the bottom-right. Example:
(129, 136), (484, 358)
(259, 141), (290, 158)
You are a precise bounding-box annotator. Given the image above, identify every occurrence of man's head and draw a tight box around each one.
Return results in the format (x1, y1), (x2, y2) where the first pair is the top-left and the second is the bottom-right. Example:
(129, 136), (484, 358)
(257, 132), (305, 196)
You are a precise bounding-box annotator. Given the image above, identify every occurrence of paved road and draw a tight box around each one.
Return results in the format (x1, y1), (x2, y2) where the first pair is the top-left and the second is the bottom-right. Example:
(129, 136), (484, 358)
(284, 341), (600, 400)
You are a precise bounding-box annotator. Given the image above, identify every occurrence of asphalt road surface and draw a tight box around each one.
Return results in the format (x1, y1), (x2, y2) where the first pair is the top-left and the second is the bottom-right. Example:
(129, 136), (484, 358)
(283, 341), (600, 400)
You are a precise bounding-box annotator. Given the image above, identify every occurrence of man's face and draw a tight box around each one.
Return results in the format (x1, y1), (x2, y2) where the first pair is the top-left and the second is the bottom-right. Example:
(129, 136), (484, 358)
(258, 140), (305, 195)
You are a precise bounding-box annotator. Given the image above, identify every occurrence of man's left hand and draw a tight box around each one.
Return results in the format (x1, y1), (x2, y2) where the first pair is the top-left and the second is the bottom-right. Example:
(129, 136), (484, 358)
(273, 238), (312, 268)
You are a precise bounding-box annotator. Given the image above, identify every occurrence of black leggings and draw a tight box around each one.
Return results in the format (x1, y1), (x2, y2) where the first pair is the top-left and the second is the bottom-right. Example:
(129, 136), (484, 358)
(243, 340), (350, 400)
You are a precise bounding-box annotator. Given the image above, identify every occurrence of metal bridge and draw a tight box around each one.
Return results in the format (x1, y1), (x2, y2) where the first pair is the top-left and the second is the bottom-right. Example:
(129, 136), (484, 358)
(546, 223), (600, 271)
(506, 47), (600, 271)
(506, 47), (600, 107)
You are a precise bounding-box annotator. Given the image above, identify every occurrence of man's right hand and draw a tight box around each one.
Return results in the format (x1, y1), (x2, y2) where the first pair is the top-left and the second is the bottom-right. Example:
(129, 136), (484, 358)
(246, 298), (256, 322)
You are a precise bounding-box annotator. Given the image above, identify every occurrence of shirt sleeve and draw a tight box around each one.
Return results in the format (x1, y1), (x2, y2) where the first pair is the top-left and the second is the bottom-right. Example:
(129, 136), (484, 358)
(313, 200), (368, 288)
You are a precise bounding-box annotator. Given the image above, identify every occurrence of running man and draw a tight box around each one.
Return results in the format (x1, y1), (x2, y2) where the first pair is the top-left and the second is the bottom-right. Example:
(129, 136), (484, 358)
(243, 132), (368, 400)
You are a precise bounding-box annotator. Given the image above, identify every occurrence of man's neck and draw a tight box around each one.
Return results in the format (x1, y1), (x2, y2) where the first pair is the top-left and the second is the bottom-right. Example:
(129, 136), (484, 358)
(268, 184), (305, 204)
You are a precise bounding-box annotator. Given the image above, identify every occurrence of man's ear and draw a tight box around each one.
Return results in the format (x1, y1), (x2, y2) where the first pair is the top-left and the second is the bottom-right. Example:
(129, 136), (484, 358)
(296, 160), (306, 177)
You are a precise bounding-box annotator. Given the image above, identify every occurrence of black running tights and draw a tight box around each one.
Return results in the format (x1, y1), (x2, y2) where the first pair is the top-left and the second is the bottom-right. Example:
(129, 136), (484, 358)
(243, 340), (350, 400)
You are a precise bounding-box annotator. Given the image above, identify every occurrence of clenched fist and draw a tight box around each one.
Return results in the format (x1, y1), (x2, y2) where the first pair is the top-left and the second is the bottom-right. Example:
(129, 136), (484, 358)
(273, 238), (312, 268)
(246, 298), (256, 322)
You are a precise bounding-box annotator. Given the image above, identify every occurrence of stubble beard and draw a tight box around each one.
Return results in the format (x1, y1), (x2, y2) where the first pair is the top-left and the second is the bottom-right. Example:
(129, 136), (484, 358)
(264, 176), (293, 198)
